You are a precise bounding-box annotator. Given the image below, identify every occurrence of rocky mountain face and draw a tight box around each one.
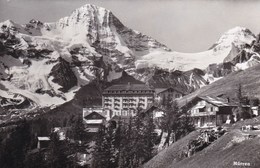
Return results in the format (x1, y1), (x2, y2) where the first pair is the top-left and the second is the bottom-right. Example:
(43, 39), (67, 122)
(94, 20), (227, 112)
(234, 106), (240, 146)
(0, 4), (171, 118)
(205, 32), (260, 78)
(135, 67), (208, 94)
(0, 4), (260, 121)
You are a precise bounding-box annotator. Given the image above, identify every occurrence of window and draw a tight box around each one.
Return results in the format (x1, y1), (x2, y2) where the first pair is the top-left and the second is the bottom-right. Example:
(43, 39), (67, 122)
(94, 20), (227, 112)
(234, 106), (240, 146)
(208, 107), (214, 112)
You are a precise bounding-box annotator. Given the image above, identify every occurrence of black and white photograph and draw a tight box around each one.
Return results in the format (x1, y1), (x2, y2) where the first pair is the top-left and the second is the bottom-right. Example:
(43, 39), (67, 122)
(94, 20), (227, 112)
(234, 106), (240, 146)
(1, 0), (260, 167)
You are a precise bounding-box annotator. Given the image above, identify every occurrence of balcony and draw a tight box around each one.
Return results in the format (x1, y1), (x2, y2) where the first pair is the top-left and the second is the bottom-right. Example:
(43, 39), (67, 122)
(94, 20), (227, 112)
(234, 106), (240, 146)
(123, 99), (129, 102)
(139, 98), (145, 102)
(114, 98), (120, 102)
(104, 103), (111, 106)
(191, 111), (216, 117)
(138, 102), (145, 106)
(114, 102), (121, 106)
(104, 98), (111, 102)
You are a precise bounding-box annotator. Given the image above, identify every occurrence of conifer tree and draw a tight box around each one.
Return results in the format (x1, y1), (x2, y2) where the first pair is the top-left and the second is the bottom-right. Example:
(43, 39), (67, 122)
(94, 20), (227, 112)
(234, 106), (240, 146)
(142, 114), (156, 162)
(118, 117), (133, 168)
(113, 119), (124, 166)
(130, 112), (145, 167)
(71, 116), (89, 152)
(92, 125), (117, 168)
(175, 108), (195, 140)
(47, 132), (71, 168)
(92, 111), (157, 168)
(24, 151), (46, 168)
(1, 119), (31, 168)
(236, 84), (251, 120)
(105, 126), (118, 168)
(92, 125), (106, 168)
(161, 95), (179, 146)
(66, 115), (89, 165)
(236, 83), (244, 120)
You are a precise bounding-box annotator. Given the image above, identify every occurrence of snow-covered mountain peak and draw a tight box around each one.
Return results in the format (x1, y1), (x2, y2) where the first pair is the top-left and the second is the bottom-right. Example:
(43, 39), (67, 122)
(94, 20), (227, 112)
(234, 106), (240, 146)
(0, 4), (171, 112)
(0, 19), (15, 27)
(0, 19), (22, 33)
(1, 3), (260, 118)
(74, 3), (110, 18)
(57, 4), (111, 28)
(214, 26), (255, 49)
(76, 4), (110, 17)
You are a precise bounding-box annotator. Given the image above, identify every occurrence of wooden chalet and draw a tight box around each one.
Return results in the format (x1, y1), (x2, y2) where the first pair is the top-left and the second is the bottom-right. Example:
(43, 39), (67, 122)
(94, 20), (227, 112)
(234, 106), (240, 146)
(186, 96), (237, 128)
(83, 111), (106, 133)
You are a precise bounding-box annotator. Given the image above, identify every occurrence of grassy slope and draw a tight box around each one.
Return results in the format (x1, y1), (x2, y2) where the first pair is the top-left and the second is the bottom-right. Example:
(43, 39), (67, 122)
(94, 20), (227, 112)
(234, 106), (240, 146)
(144, 65), (260, 168)
(178, 64), (260, 107)
(143, 131), (201, 168)
(144, 117), (260, 168)
(172, 130), (260, 168)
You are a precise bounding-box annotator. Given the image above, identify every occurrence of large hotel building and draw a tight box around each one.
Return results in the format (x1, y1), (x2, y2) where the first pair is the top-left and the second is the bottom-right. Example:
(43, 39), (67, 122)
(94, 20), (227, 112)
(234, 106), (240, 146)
(102, 83), (154, 117)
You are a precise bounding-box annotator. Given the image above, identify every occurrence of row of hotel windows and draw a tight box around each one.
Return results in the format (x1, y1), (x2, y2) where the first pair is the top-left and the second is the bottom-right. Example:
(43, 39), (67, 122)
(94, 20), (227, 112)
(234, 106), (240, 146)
(113, 110), (136, 116)
(104, 102), (146, 108)
(104, 97), (153, 102)
(104, 90), (154, 94)
(104, 97), (153, 101)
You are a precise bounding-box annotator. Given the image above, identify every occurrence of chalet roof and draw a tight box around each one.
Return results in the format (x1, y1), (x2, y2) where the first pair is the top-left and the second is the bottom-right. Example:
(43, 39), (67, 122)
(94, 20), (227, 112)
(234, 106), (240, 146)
(198, 96), (237, 107)
(193, 105), (206, 109)
(83, 107), (105, 117)
(104, 83), (153, 92)
(155, 87), (184, 95)
(84, 111), (106, 120)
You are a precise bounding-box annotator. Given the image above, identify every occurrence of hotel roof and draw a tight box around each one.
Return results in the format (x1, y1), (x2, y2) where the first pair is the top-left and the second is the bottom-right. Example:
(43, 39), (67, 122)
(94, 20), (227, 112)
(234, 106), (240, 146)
(104, 83), (153, 92)
(155, 87), (184, 95)
(198, 96), (237, 107)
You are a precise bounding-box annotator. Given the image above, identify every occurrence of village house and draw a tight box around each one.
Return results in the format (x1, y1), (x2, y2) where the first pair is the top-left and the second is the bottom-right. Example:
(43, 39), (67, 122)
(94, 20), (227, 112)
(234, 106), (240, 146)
(102, 83), (154, 117)
(37, 137), (50, 149)
(83, 105), (111, 120)
(155, 87), (184, 103)
(36, 127), (68, 149)
(83, 108), (107, 133)
(186, 96), (237, 128)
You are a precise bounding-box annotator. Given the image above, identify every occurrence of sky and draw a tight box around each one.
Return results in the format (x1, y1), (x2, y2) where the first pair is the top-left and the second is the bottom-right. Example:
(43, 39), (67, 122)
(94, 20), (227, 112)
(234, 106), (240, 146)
(1, 0), (260, 52)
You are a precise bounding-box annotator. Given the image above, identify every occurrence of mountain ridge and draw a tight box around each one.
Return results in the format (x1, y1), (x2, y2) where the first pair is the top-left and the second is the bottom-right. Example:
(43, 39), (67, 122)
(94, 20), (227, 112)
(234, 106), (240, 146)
(0, 4), (260, 121)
